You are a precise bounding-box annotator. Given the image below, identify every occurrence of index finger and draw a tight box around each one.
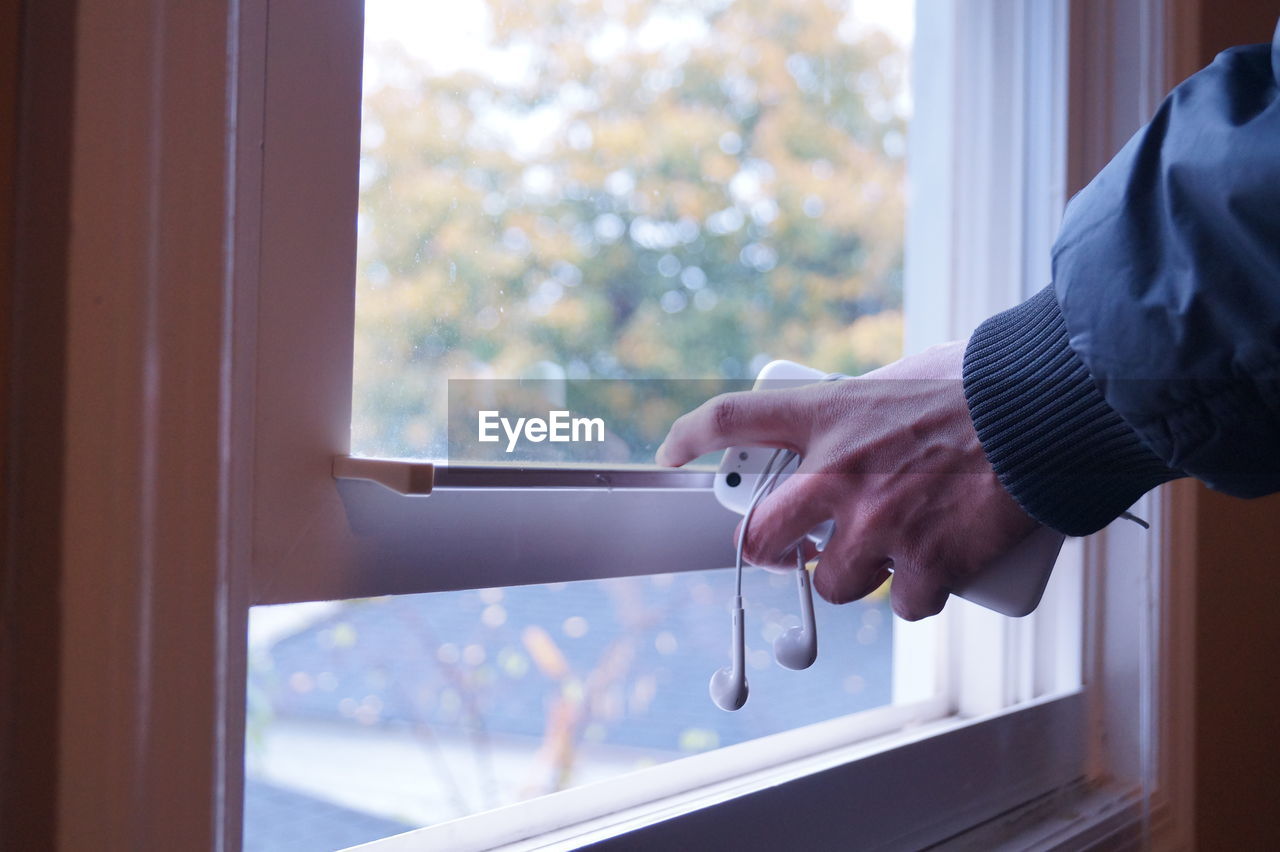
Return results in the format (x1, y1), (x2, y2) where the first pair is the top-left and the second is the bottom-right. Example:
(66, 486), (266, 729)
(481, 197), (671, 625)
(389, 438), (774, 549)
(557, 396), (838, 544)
(655, 388), (809, 467)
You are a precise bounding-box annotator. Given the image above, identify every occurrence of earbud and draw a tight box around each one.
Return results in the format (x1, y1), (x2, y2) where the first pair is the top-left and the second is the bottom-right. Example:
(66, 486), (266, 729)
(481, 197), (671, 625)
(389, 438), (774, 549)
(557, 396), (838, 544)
(709, 598), (749, 711)
(774, 558), (817, 670)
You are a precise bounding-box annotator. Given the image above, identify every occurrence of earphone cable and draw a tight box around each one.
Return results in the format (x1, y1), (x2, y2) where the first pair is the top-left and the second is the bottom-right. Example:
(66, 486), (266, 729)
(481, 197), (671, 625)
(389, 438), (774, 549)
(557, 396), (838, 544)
(734, 447), (796, 597)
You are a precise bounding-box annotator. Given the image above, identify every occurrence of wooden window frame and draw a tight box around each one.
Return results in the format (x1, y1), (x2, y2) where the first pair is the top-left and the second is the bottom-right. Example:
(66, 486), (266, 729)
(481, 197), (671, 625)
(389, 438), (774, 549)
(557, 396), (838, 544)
(43, 0), (1198, 848)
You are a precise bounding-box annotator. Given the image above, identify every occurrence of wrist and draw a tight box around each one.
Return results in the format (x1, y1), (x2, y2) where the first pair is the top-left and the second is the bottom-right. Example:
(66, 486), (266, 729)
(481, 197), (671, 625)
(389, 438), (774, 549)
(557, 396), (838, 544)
(962, 286), (1182, 536)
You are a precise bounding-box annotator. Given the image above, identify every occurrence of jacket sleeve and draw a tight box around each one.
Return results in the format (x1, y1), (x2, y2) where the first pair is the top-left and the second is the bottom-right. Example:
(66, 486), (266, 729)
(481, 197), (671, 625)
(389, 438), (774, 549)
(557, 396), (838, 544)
(962, 25), (1280, 537)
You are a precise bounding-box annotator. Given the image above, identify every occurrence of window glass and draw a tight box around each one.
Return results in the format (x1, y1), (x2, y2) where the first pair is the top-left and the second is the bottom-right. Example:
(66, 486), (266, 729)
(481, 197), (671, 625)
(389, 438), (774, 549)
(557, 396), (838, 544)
(243, 570), (893, 847)
(351, 0), (910, 460)
(247, 0), (917, 847)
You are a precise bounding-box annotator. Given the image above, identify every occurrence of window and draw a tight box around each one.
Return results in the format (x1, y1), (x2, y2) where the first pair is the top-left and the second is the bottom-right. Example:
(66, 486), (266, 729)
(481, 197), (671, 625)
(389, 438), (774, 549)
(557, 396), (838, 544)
(241, 0), (1132, 846)
(247, 2), (928, 842)
(50, 0), (1194, 848)
(244, 0), (1096, 847)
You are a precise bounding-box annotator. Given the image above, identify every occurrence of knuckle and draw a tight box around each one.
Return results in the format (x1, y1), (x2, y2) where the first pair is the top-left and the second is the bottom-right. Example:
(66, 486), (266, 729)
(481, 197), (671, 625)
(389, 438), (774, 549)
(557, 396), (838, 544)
(860, 503), (892, 533)
(918, 546), (967, 585)
(710, 395), (739, 436)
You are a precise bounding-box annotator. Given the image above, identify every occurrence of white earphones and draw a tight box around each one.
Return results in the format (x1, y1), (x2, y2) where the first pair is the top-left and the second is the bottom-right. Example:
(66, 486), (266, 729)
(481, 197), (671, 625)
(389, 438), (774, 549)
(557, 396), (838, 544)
(710, 447), (819, 711)
(774, 553), (818, 670)
(708, 597), (750, 711)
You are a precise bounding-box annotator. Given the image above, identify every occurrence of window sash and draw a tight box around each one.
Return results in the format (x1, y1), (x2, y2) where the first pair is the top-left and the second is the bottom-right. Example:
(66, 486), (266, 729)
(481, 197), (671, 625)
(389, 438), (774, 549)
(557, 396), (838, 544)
(317, 477), (739, 602)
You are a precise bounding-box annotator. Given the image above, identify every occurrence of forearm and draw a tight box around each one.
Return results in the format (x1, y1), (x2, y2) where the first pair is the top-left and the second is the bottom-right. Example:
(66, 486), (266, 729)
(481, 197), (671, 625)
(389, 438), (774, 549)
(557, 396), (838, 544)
(1048, 37), (1280, 499)
(964, 27), (1280, 534)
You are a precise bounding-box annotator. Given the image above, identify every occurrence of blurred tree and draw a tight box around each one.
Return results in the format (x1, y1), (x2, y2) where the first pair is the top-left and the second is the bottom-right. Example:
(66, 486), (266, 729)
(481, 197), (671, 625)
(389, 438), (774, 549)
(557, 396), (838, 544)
(354, 0), (908, 458)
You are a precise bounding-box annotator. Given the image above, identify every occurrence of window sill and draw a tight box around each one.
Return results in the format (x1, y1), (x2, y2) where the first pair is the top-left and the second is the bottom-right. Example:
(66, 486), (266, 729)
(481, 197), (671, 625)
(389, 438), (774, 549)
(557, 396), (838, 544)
(346, 692), (1085, 852)
(933, 780), (1152, 851)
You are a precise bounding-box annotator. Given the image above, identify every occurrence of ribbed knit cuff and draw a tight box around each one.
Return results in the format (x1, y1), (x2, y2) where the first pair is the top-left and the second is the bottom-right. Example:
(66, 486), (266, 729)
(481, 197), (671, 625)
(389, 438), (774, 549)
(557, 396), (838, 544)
(962, 286), (1182, 536)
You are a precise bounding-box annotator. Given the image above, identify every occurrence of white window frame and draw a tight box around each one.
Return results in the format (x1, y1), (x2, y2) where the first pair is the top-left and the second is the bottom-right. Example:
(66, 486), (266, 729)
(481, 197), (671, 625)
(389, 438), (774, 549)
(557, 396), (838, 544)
(53, 0), (1196, 849)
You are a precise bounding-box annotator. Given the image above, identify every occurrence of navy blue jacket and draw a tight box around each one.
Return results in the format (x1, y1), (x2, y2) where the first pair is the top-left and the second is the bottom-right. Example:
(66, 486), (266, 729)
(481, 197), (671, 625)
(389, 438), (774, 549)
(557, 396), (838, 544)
(963, 22), (1280, 536)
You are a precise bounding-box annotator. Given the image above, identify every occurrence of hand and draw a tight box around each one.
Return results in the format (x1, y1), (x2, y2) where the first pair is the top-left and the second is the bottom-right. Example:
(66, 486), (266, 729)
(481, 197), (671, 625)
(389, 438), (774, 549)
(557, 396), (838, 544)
(655, 341), (1039, 620)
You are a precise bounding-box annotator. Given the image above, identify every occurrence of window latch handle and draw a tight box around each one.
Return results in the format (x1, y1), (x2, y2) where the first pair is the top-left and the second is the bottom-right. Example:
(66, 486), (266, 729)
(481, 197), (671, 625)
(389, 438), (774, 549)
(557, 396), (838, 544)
(332, 455), (434, 496)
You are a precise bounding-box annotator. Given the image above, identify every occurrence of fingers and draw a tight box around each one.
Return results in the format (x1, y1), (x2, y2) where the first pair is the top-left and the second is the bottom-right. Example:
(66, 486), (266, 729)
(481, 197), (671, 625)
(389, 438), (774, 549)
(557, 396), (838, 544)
(813, 551), (892, 605)
(733, 481), (955, 618)
(814, 534), (951, 617)
(735, 473), (834, 570)
(887, 563), (951, 622)
(656, 388), (807, 467)
(811, 520), (895, 604)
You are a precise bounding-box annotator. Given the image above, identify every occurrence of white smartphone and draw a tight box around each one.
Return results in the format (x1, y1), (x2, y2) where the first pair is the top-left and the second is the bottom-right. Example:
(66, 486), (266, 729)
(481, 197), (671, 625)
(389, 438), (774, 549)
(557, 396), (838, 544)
(714, 359), (1064, 618)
